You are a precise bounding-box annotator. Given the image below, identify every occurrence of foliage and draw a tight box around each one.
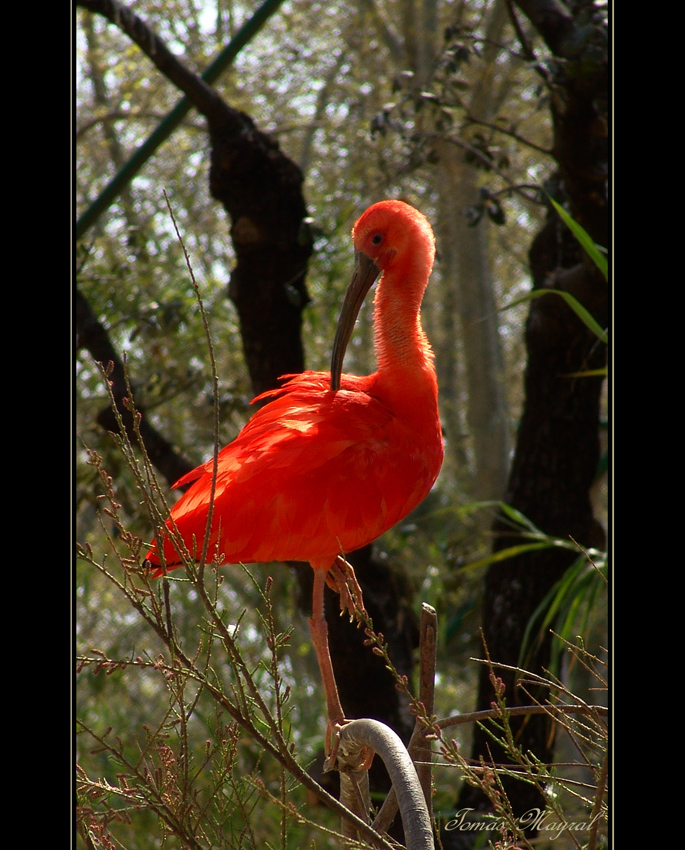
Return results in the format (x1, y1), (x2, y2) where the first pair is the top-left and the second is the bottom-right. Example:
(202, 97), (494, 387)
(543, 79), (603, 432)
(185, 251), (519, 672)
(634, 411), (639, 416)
(435, 648), (608, 849)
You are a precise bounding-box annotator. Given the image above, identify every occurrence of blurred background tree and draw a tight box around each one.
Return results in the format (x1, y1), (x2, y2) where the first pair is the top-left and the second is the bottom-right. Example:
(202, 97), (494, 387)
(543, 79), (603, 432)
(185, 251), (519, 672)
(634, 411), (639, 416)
(76, 0), (608, 846)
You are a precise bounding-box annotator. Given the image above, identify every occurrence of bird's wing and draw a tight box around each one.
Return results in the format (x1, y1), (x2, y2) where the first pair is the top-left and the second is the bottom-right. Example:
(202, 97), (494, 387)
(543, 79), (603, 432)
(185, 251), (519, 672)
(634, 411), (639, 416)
(152, 374), (432, 568)
(171, 371), (359, 489)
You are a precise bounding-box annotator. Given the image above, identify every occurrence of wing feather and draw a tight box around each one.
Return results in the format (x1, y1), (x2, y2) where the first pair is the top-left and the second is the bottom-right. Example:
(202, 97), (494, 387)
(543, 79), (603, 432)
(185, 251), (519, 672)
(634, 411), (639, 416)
(149, 373), (439, 570)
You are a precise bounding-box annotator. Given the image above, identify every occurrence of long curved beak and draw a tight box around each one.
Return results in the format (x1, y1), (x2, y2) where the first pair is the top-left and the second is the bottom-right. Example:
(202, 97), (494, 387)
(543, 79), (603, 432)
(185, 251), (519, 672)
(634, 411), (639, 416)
(330, 251), (381, 391)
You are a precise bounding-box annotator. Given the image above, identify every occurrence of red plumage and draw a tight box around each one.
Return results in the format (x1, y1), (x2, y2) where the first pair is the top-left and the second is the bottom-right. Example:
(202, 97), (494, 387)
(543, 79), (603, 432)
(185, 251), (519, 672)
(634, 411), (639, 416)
(147, 370), (442, 572)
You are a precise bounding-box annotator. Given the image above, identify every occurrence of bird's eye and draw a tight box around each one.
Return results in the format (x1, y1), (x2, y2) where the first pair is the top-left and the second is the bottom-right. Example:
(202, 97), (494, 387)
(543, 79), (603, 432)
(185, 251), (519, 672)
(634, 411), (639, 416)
(372, 233), (383, 245)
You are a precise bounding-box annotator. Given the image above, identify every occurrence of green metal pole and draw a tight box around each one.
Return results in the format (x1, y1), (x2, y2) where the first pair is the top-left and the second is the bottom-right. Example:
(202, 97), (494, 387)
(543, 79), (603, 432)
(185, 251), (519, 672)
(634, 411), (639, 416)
(76, 0), (285, 241)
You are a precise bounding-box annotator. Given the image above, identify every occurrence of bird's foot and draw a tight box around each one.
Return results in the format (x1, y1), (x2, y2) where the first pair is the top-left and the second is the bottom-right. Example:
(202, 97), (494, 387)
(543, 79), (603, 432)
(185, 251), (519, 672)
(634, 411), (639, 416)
(324, 718), (375, 774)
(326, 556), (367, 624)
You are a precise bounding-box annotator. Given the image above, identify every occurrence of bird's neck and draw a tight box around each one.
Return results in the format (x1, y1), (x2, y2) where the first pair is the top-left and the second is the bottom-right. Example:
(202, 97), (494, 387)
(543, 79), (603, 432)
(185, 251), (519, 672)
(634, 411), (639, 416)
(371, 263), (438, 410)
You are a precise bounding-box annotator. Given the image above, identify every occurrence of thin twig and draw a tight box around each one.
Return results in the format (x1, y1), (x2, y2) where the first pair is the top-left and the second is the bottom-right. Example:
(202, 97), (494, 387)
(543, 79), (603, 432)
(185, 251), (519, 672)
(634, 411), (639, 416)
(162, 190), (220, 578)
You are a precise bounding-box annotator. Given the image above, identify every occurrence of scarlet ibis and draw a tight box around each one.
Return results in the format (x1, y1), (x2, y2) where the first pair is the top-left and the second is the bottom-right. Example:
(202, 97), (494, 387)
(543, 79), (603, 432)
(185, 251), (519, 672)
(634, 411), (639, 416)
(146, 199), (443, 758)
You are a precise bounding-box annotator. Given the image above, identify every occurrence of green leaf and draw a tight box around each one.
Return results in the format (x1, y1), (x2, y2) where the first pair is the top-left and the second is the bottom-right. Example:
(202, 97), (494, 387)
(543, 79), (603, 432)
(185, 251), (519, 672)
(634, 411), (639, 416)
(548, 196), (608, 280)
(520, 550), (608, 674)
(456, 502), (606, 574)
(502, 288), (608, 344)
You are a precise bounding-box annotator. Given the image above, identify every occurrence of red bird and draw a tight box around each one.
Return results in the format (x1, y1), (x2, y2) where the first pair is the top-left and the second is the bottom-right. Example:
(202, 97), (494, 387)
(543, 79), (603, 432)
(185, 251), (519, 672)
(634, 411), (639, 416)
(146, 199), (443, 756)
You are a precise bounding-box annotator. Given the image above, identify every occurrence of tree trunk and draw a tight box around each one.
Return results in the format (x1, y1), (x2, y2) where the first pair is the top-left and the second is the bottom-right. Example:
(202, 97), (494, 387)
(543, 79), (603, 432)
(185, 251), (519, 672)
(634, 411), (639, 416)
(435, 144), (512, 502)
(435, 0), (512, 502)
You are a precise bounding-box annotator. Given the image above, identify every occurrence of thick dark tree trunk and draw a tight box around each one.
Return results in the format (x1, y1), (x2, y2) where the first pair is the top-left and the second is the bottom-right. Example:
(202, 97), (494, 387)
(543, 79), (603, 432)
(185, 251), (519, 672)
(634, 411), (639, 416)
(205, 96), (312, 395)
(452, 0), (608, 838)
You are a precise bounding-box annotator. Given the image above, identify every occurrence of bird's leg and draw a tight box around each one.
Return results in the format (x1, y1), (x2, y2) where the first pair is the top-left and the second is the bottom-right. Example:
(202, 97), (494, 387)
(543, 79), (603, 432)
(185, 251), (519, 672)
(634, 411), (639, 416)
(326, 555), (367, 623)
(309, 567), (346, 762)
(310, 566), (375, 774)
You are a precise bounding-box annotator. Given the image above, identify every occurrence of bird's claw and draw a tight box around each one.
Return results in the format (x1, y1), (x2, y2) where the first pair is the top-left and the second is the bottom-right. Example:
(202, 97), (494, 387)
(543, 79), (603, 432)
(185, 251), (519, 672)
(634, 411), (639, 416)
(326, 556), (366, 625)
(324, 719), (375, 773)
(323, 721), (343, 773)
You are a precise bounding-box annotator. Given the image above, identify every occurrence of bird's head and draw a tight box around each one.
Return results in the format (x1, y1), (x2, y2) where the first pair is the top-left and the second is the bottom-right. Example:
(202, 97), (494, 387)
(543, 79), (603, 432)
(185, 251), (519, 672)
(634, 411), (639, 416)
(330, 200), (435, 391)
(352, 199), (435, 272)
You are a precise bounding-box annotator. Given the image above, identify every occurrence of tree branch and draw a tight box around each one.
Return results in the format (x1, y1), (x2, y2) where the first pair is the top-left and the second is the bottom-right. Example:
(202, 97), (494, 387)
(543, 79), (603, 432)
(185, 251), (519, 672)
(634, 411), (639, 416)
(512, 0), (577, 58)
(75, 287), (195, 488)
(77, 0), (223, 119)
